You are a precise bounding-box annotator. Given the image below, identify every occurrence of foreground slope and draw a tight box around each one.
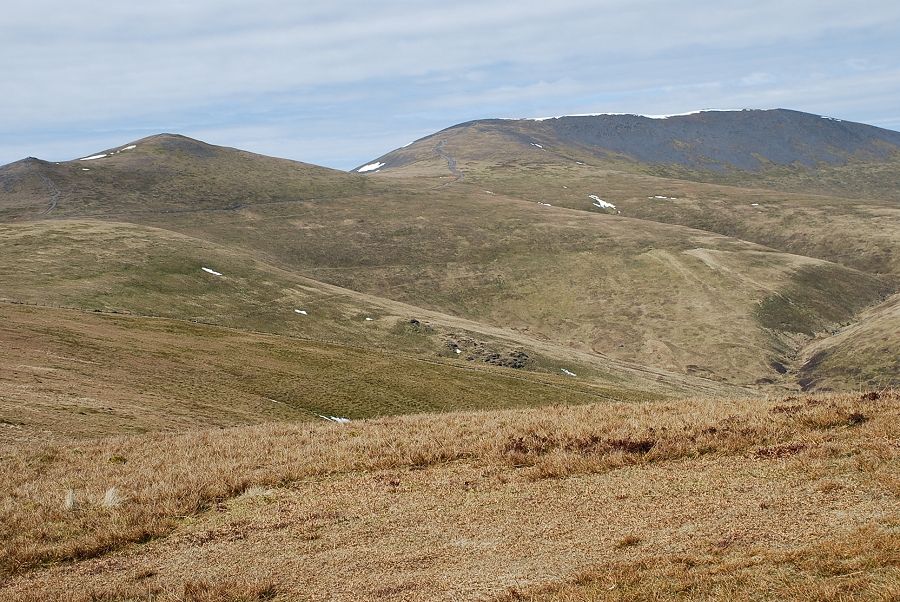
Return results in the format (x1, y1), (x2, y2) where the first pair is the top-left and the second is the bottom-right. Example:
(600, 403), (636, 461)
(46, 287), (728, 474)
(1, 390), (896, 600)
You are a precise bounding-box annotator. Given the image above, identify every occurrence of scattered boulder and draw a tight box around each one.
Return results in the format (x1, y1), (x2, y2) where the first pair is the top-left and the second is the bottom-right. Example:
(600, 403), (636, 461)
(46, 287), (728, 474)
(443, 334), (531, 369)
(770, 360), (788, 374)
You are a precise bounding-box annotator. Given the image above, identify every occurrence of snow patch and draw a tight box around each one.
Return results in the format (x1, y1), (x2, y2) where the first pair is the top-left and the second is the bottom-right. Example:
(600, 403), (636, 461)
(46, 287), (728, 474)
(120, 145), (136, 151)
(524, 108), (758, 121)
(365, 317), (374, 321)
(531, 143), (544, 149)
(294, 309), (308, 315)
(357, 162), (385, 173)
(589, 195), (616, 210)
(81, 168), (90, 171)
(319, 415), (351, 424)
(79, 154), (107, 161)
(561, 368), (577, 377)
(751, 203), (760, 207)
(539, 202), (552, 207)
(201, 267), (223, 276)
(455, 348), (462, 354)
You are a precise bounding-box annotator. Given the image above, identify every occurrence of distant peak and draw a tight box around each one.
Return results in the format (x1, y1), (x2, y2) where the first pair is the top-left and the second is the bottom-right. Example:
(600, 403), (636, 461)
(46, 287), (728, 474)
(137, 133), (207, 144)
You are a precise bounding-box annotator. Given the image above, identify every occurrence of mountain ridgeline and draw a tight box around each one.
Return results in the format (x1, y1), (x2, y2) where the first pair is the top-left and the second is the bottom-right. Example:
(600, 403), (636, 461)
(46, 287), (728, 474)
(0, 108), (897, 428)
(359, 108), (900, 178)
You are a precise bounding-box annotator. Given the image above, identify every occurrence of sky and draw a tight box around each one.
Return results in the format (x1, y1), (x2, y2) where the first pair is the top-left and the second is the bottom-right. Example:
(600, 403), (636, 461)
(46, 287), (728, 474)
(2, 0), (900, 170)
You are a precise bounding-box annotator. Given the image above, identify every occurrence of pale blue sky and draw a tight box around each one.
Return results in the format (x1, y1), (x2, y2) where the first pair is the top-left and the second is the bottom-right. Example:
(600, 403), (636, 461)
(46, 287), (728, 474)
(2, 0), (899, 169)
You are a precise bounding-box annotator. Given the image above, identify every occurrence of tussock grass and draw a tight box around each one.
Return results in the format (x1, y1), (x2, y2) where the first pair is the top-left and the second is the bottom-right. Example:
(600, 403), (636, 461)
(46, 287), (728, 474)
(63, 489), (77, 512)
(498, 526), (900, 601)
(101, 487), (125, 509)
(12, 578), (278, 602)
(1, 390), (895, 580)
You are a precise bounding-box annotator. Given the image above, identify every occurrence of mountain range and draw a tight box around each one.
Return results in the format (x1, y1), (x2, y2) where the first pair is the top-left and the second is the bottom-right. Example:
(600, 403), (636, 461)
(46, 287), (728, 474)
(2, 109), (897, 427)
(1, 107), (899, 599)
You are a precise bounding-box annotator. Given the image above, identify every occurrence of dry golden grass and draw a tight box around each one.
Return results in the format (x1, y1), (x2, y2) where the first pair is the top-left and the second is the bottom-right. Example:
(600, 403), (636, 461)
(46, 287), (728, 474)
(12, 578), (278, 602)
(499, 526), (900, 601)
(1, 390), (896, 600)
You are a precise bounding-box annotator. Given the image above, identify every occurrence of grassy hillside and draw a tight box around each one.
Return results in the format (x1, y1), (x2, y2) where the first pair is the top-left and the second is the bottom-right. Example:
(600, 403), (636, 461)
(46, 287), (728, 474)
(0, 134), (367, 221)
(1, 134), (893, 390)
(366, 110), (900, 201)
(367, 122), (900, 276)
(0, 219), (726, 399)
(0, 124), (897, 600)
(796, 293), (900, 391)
(1, 389), (895, 600)
(136, 182), (890, 386)
(0, 303), (663, 442)
(462, 163), (900, 276)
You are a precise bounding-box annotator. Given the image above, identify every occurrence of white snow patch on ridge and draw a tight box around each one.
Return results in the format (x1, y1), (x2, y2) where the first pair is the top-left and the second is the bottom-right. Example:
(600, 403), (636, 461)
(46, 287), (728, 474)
(357, 162), (385, 173)
(522, 108), (760, 121)
(120, 145), (137, 151)
(561, 368), (577, 377)
(201, 267), (223, 276)
(294, 309), (308, 315)
(319, 415), (351, 424)
(531, 143), (544, 149)
(589, 195), (616, 210)
(79, 154), (107, 161)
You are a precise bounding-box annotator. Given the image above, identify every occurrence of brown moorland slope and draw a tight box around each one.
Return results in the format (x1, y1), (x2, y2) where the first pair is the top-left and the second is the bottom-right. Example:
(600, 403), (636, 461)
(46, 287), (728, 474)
(1, 301), (688, 443)
(364, 117), (900, 277)
(0, 390), (896, 600)
(3, 144), (894, 389)
(0, 220), (733, 412)
(797, 292), (900, 391)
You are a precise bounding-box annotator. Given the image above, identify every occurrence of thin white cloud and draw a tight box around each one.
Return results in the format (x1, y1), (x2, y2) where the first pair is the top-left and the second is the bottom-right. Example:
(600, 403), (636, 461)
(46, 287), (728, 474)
(1, 0), (899, 167)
